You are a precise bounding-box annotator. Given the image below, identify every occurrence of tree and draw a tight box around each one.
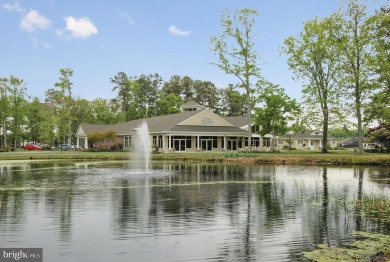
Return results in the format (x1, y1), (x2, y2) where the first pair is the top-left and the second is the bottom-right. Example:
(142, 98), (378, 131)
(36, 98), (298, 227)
(110, 72), (131, 122)
(25, 97), (46, 144)
(156, 93), (183, 116)
(182, 76), (195, 102)
(7, 76), (28, 149)
(123, 78), (144, 121)
(193, 80), (219, 112)
(365, 5), (390, 124)
(54, 68), (74, 145)
(210, 8), (261, 149)
(70, 98), (91, 144)
(365, 123), (390, 151)
(44, 88), (59, 146)
(0, 77), (9, 148)
(282, 15), (343, 153)
(333, 0), (375, 154)
(253, 81), (300, 150)
(220, 84), (246, 116)
(131, 74), (162, 119)
(145, 73), (163, 117)
(161, 75), (184, 97)
(88, 98), (117, 124)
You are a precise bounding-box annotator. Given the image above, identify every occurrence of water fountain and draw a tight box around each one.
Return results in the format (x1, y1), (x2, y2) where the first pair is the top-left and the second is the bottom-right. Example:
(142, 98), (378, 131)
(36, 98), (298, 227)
(131, 121), (151, 172)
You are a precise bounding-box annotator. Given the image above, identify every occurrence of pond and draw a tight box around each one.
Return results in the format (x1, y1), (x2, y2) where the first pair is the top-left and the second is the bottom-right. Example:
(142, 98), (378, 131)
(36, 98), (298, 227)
(0, 160), (389, 261)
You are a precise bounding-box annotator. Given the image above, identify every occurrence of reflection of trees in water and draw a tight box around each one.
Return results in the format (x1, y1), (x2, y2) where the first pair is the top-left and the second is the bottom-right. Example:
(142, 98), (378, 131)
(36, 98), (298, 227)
(0, 165), (77, 243)
(255, 166), (283, 222)
(354, 167), (390, 234)
(300, 167), (355, 251)
(44, 172), (77, 242)
(367, 167), (390, 186)
(0, 169), (26, 226)
(0, 190), (25, 227)
(45, 189), (73, 242)
(320, 166), (330, 246)
(0, 165), (74, 242)
(109, 163), (390, 261)
(2, 161), (390, 259)
(355, 166), (365, 232)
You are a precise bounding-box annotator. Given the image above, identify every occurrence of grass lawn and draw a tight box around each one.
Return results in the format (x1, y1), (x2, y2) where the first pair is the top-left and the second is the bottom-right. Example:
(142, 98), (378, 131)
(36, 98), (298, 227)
(0, 149), (389, 165)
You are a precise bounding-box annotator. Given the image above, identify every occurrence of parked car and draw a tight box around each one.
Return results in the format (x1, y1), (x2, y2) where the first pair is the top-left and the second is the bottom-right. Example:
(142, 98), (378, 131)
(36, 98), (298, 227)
(23, 144), (42, 151)
(59, 144), (71, 150)
(363, 143), (380, 149)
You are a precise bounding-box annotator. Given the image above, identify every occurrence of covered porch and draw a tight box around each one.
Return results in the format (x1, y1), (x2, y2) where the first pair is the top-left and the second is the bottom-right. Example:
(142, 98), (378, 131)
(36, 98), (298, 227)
(150, 133), (266, 153)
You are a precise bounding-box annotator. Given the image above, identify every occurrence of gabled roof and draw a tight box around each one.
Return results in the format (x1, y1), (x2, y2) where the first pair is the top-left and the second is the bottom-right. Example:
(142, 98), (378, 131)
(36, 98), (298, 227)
(114, 109), (202, 135)
(78, 109), (248, 137)
(178, 110), (234, 127)
(279, 130), (336, 139)
(76, 124), (113, 136)
(180, 101), (203, 108)
(341, 137), (358, 143)
(223, 116), (250, 128)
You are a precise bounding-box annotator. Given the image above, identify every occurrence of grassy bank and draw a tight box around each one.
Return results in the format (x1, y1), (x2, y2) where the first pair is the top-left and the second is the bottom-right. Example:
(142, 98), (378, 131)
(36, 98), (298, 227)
(0, 150), (389, 165)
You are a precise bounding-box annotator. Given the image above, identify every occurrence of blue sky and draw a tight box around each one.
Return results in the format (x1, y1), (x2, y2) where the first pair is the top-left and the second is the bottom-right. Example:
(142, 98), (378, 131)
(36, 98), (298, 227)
(0, 0), (386, 101)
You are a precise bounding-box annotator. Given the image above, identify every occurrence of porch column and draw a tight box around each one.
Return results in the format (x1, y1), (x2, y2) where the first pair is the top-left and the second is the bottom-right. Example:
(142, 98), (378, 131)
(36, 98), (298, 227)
(84, 137), (88, 149)
(162, 134), (166, 152)
(197, 136), (200, 149)
(76, 137), (80, 148)
(224, 136), (227, 149)
(168, 135), (172, 149)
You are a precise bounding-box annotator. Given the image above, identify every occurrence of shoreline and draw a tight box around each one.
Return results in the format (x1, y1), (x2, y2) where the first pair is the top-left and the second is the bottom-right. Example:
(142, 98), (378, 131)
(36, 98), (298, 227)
(0, 150), (389, 166)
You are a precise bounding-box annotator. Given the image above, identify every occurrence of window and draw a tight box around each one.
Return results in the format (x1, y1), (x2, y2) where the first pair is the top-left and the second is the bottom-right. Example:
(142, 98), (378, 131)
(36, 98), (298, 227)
(201, 118), (213, 125)
(251, 125), (260, 133)
(263, 138), (270, 147)
(124, 136), (131, 148)
(252, 137), (260, 147)
(243, 137), (260, 147)
(171, 136), (192, 151)
(198, 136), (218, 150)
(152, 135), (163, 148)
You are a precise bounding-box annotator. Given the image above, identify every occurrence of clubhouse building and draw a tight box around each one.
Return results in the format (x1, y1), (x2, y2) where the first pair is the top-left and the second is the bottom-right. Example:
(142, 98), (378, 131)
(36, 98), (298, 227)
(76, 101), (268, 153)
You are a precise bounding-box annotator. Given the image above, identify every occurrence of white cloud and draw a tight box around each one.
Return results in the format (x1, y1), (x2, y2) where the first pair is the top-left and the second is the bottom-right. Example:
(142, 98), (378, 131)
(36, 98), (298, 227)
(65, 16), (98, 39)
(168, 25), (191, 36)
(2, 1), (25, 12)
(20, 10), (51, 32)
(120, 12), (134, 25)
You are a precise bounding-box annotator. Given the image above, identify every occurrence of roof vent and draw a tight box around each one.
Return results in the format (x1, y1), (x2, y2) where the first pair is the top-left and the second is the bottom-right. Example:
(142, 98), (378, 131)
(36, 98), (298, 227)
(201, 117), (213, 125)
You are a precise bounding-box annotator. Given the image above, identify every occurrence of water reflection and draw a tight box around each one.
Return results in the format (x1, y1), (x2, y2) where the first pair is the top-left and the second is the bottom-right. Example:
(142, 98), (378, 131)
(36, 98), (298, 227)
(0, 161), (389, 261)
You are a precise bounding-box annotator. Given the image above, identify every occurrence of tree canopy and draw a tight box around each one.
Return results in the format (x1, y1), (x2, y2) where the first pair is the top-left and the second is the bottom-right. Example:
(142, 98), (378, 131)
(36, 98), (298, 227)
(210, 8), (262, 148)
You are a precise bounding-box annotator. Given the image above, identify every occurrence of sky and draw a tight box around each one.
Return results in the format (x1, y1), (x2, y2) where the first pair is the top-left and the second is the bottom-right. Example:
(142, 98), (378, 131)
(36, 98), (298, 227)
(0, 0), (387, 102)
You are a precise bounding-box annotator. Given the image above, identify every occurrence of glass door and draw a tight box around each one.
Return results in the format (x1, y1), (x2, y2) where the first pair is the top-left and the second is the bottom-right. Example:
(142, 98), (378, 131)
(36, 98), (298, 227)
(227, 140), (237, 150)
(174, 139), (186, 151)
(201, 139), (213, 151)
